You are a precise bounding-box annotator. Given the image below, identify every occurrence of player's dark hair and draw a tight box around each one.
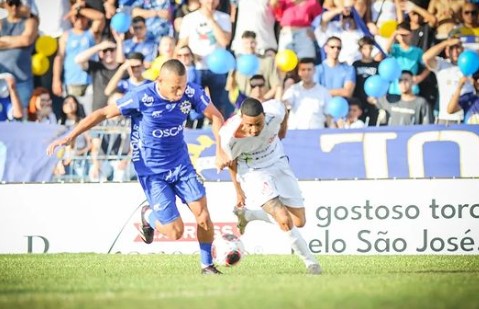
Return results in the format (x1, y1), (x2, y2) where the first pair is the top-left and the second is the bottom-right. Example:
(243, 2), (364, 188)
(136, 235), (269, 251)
(240, 98), (264, 117)
(161, 59), (186, 76)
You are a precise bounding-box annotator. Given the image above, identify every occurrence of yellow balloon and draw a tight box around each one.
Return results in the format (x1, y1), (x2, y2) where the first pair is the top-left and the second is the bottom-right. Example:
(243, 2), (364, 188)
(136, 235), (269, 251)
(35, 35), (58, 57)
(275, 49), (298, 72)
(379, 20), (398, 38)
(142, 68), (159, 81)
(32, 53), (50, 76)
(151, 56), (166, 71)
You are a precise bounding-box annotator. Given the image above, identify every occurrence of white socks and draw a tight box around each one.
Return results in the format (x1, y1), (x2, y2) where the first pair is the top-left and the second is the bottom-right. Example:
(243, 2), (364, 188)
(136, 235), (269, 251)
(243, 208), (318, 267)
(244, 208), (273, 223)
(286, 227), (318, 267)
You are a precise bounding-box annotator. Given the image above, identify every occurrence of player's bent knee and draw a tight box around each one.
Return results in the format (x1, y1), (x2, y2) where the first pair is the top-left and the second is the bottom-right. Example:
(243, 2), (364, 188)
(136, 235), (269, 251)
(165, 226), (184, 240)
(163, 220), (184, 240)
(196, 212), (212, 231)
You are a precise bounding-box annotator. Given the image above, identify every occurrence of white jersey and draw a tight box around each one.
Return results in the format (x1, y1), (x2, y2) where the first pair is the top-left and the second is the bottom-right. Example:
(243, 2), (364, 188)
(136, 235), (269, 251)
(220, 99), (286, 171)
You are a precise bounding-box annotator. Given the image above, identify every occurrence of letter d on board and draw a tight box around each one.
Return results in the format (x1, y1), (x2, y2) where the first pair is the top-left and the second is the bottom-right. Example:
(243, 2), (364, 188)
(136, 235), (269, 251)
(26, 235), (49, 253)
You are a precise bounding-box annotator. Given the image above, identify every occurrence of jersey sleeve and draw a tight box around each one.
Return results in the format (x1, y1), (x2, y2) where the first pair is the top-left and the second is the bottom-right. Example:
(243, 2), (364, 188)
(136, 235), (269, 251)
(116, 91), (139, 116)
(263, 99), (286, 121)
(190, 83), (211, 115)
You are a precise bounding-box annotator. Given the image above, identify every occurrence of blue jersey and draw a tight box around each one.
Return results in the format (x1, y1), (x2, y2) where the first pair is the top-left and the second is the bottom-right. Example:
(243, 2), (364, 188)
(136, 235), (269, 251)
(117, 82), (210, 175)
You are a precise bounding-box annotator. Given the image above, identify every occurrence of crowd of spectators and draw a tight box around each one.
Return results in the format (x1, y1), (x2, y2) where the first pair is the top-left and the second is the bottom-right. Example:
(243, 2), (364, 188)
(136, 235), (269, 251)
(1, 0), (479, 180)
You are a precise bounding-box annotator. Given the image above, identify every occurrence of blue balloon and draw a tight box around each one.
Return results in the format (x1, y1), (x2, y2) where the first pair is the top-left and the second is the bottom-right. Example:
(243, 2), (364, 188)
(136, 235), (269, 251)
(111, 12), (132, 33)
(378, 57), (401, 82)
(364, 75), (389, 98)
(207, 49), (236, 74)
(326, 96), (349, 119)
(236, 54), (260, 76)
(458, 50), (479, 76)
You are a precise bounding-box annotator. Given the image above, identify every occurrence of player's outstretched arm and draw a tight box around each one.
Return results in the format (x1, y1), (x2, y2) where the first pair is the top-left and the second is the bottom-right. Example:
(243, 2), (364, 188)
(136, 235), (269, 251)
(228, 160), (246, 208)
(46, 104), (122, 156)
(202, 103), (232, 171)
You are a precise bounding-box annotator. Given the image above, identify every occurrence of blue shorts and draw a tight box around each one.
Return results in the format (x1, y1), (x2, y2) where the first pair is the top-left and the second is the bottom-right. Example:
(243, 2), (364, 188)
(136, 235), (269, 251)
(138, 164), (206, 225)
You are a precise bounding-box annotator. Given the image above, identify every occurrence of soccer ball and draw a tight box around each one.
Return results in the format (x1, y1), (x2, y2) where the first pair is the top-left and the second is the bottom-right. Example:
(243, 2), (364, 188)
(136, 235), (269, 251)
(212, 233), (245, 267)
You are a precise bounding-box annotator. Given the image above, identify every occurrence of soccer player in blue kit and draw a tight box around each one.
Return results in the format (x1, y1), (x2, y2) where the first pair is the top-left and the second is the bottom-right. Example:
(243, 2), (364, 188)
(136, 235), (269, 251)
(47, 59), (228, 274)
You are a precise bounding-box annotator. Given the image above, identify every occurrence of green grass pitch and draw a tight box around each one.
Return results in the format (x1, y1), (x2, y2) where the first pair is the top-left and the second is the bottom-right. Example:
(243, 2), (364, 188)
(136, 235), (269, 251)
(1, 254), (478, 309)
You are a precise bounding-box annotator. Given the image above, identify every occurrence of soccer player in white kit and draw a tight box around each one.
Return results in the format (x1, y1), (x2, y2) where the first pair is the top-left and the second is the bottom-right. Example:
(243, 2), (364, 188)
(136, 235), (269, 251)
(219, 97), (321, 275)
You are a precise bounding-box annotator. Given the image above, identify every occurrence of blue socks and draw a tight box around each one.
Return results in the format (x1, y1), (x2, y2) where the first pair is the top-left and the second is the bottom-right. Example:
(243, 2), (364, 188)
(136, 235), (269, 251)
(147, 211), (156, 229)
(199, 242), (213, 266)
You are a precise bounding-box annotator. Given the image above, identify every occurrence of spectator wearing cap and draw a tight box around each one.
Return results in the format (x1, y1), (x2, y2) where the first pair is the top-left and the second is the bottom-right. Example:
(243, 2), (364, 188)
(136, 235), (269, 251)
(384, 21), (429, 100)
(0, 0), (38, 114)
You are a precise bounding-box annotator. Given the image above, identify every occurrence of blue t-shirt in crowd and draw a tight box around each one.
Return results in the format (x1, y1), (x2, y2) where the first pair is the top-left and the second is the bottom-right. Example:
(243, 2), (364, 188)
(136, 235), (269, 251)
(116, 82), (210, 175)
(388, 44), (424, 95)
(315, 62), (356, 90)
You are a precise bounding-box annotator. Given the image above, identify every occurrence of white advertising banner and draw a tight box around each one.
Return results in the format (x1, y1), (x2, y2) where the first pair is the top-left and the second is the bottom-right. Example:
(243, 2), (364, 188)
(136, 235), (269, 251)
(0, 179), (478, 255)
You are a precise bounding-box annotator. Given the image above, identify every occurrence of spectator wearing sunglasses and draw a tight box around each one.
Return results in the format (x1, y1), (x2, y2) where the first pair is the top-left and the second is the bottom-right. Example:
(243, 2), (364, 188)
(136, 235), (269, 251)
(122, 16), (157, 68)
(457, 3), (479, 50)
(75, 39), (123, 112)
(315, 36), (356, 99)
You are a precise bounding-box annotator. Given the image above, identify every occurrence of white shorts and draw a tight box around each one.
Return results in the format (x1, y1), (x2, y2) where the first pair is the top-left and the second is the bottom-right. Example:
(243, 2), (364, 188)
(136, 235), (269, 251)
(237, 157), (304, 209)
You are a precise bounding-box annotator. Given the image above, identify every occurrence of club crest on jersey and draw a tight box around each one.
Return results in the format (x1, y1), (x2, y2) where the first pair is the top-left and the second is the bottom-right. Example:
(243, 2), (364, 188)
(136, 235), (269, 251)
(141, 93), (154, 106)
(185, 85), (195, 97)
(180, 100), (192, 114)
